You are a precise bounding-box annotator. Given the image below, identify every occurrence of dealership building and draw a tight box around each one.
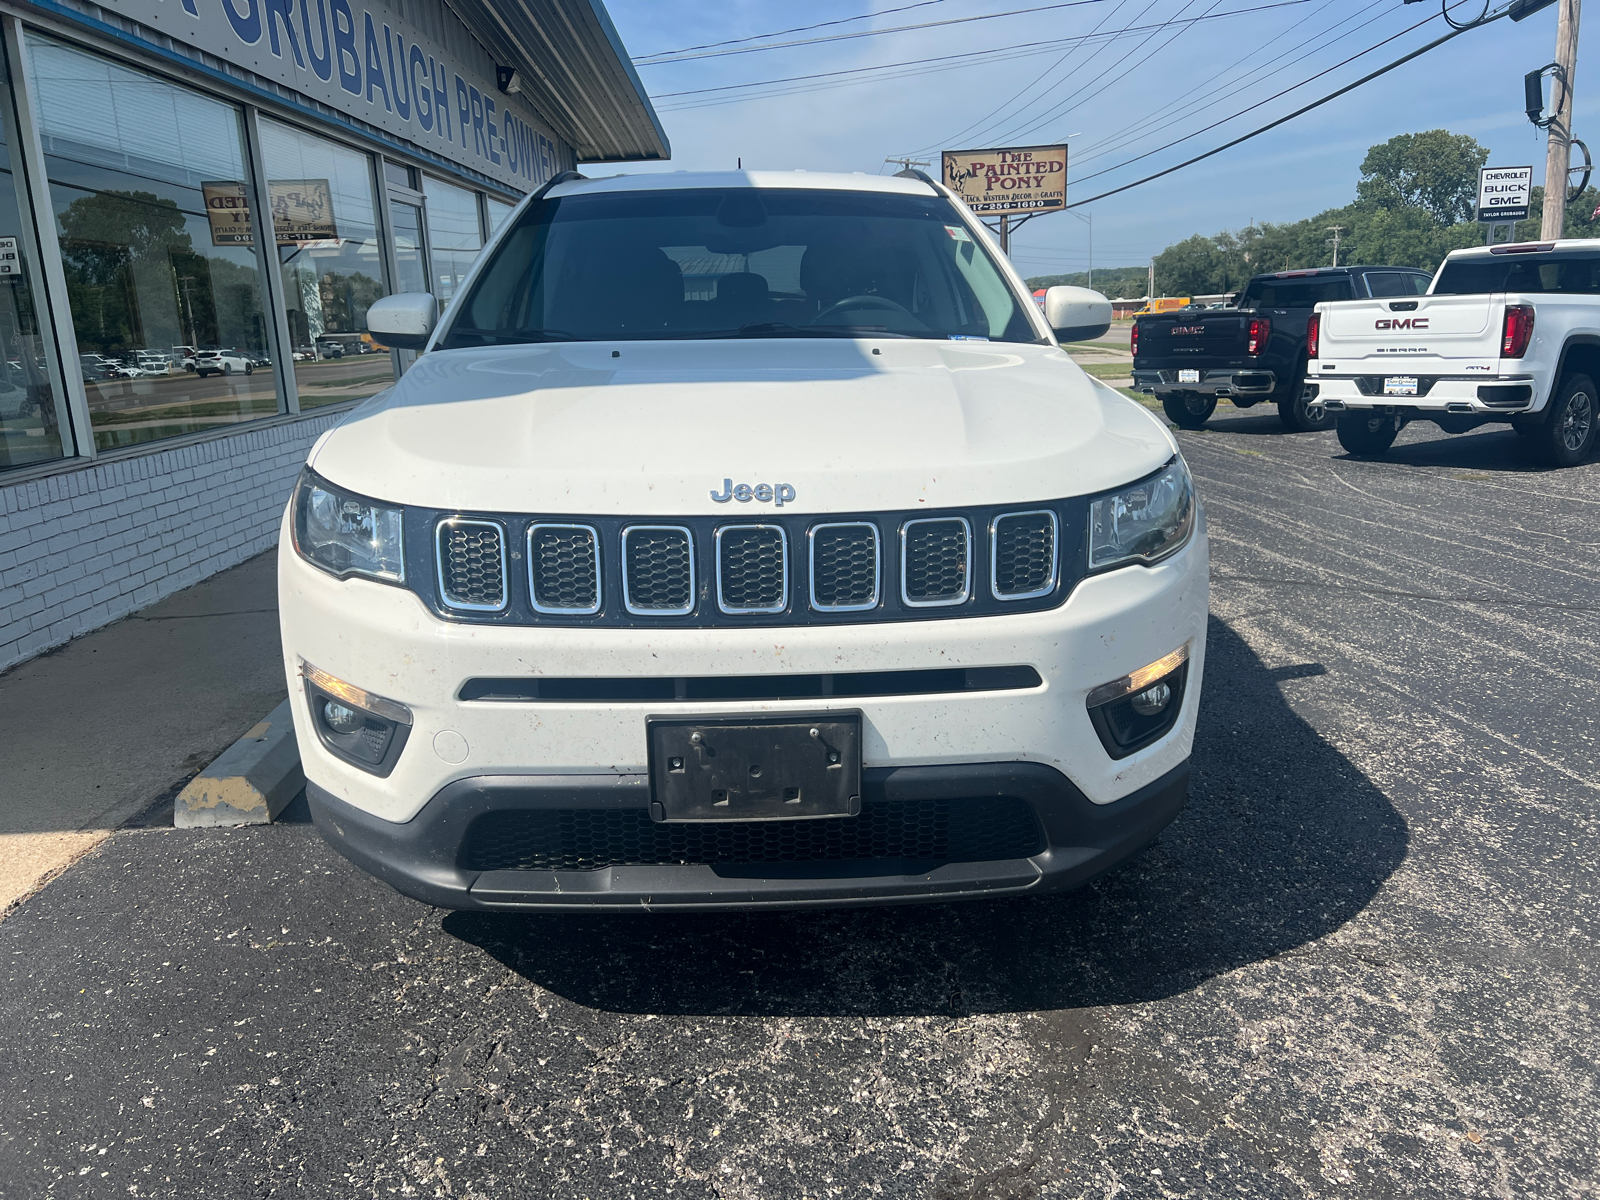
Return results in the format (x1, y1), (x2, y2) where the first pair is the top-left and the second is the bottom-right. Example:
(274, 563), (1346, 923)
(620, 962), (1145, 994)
(0, 0), (665, 670)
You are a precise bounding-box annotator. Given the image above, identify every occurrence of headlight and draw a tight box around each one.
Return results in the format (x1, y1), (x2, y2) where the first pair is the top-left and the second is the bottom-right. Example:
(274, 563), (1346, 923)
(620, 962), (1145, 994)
(1089, 457), (1195, 571)
(291, 468), (405, 583)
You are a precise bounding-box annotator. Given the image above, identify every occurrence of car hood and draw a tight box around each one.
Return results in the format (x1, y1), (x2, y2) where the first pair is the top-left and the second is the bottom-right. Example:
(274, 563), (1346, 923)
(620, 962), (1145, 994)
(311, 339), (1176, 515)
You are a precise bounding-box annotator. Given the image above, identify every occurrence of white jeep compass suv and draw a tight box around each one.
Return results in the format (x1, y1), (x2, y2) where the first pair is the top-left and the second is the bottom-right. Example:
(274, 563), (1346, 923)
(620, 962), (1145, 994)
(278, 170), (1208, 911)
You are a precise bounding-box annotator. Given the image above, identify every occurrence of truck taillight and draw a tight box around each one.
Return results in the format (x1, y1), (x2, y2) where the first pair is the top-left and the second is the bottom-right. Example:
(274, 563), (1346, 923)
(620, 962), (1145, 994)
(1247, 316), (1270, 356)
(1305, 313), (1320, 359)
(1501, 304), (1534, 358)
(1130, 322), (1140, 356)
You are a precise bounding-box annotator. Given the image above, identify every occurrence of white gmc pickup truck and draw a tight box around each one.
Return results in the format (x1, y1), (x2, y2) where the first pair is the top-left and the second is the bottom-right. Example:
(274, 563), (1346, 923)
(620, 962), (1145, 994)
(1309, 239), (1600, 467)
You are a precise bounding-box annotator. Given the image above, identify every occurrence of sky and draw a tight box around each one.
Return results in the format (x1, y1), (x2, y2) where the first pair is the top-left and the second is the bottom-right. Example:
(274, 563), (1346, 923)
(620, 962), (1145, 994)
(595, 0), (1596, 288)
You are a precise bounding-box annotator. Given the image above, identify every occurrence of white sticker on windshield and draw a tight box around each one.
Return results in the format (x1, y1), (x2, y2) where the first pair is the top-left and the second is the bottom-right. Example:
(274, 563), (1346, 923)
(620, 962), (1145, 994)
(948, 335), (989, 342)
(944, 224), (972, 242)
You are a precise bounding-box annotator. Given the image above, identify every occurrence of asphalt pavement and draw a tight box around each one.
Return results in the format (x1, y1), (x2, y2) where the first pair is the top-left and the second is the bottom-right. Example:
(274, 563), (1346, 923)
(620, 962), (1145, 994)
(1, 411), (1595, 1199)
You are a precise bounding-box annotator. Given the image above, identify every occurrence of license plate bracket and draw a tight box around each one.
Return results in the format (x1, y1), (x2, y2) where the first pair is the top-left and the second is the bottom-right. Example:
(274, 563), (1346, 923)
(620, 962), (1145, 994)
(1383, 375), (1418, 396)
(647, 712), (863, 823)
(1177, 369), (1201, 384)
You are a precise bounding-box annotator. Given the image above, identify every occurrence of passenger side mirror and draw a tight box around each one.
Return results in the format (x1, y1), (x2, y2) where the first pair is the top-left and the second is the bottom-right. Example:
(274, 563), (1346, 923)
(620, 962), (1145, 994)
(1044, 285), (1113, 343)
(367, 292), (438, 351)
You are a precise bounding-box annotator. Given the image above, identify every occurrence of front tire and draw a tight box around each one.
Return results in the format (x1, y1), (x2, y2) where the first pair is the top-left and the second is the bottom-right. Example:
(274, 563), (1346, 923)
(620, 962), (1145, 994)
(1533, 373), (1598, 467)
(1336, 411), (1399, 457)
(1162, 391), (1217, 430)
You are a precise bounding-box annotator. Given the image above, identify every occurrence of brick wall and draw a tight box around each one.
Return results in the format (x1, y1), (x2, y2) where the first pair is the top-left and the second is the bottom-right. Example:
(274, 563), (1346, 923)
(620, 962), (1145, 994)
(0, 412), (345, 674)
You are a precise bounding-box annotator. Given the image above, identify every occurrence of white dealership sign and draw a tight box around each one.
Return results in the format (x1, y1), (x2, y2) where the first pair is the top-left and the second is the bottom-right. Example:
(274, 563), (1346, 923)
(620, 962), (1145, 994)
(1477, 165), (1533, 223)
(112, 0), (569, 192)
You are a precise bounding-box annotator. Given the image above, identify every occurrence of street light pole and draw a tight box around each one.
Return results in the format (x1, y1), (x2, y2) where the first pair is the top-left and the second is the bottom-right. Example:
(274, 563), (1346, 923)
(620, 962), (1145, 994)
(1542, 0), (1582, 239)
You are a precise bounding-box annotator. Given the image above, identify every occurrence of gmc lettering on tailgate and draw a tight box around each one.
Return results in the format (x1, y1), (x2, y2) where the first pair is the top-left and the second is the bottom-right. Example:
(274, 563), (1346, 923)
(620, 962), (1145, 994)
(1375, 318), (1429, 330)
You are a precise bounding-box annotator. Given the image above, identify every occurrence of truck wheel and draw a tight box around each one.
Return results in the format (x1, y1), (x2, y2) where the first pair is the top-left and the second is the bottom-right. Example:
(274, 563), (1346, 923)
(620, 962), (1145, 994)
(1532, 373), (1597, 467)
(1162, 391), (1216, 429)
(1277, 374), (1332, 432)
(1336, 411), (1399, 457)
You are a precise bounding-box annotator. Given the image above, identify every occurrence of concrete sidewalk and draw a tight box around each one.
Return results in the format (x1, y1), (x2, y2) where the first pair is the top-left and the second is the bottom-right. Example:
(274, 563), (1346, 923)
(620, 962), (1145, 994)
(0, 549), (286, 914)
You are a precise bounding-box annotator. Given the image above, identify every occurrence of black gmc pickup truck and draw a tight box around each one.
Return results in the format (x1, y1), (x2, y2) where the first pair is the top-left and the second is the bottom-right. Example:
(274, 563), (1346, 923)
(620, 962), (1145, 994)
(1131, 265), (1432, 431)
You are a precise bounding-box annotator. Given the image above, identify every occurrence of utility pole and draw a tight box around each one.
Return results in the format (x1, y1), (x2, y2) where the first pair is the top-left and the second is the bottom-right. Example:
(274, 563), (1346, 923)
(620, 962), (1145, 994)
(1148, 259), (1155, 301)
(1326, 225), (1345, 267)
(1542, 0), (1582, 240)
(884, 156), (930, 175)
(999, 215), (1010, 255)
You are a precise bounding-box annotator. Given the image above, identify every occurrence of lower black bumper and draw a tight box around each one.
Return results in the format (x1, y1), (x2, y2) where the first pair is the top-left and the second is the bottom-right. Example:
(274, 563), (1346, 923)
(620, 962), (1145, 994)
(306, 760), (1190, 911)
(1132, 368), (1277, 396)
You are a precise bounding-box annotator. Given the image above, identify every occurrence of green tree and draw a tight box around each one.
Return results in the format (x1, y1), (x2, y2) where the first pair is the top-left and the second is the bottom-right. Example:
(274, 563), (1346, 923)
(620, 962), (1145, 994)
(1355, 130), (1489, 225)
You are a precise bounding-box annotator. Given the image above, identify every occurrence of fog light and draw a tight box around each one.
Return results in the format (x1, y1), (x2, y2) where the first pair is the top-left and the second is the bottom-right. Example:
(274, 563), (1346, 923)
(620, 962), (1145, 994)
(1086, 643), (1190, 760)
(1130, 681), (1172, 716)
(321, 698), (363, 734)
(300, 658), (413, 777)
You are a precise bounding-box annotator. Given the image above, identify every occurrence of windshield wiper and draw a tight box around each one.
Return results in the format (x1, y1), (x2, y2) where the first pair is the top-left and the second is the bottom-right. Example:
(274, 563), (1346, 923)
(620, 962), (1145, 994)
(719, 322), (911, 339)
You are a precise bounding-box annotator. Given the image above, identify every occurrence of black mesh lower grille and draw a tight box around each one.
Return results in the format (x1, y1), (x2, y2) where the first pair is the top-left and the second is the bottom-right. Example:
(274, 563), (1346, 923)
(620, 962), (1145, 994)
(459, 797), (1044, 872)
(438, 521), (505, 609)
(530, 525), (599, 611)
(993, 512), (1055, 597)
(811, 523), (878, 608)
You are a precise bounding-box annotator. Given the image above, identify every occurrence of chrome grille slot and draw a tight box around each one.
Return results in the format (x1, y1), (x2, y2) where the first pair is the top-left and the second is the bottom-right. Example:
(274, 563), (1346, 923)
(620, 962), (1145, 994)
(901, 517), (971, 607)
(716, 524), (787, 613)
(809, 522), (879, 611)
(436, 519), (507, 611)
(622, 525), (695, 615)
(991, 510), (1058, 600)
(529, 524), (601, 614)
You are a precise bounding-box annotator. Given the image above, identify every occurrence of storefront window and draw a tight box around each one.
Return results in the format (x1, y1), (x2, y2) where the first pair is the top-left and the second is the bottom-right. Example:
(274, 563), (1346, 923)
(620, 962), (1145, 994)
(486, 196), (515, 236)
(259, 119), (393, 408)
(29, 37), (279, 450)
(423, 177), (482, 307)
(0, 87), (66, 469)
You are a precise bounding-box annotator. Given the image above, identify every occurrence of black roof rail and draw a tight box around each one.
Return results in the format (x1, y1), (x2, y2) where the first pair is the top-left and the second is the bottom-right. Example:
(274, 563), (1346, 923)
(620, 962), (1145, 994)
(894, 168), (940, 188)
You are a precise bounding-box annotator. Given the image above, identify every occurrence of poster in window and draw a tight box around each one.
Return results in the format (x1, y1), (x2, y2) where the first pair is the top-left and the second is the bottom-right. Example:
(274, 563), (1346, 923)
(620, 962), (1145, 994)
(201, 181), (254, 245)
(269, 179), (339, 244)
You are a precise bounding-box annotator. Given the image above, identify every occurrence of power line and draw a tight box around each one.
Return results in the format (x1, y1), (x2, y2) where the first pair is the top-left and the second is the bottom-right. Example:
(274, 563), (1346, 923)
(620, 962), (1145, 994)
(1068, 0), (1395, 167)
(634, 0), (953, 62)
(1063, 6), (1504, 210)
(1070, 5), (1440, 184)
(652, 1), (1313, 109)
(635, 0), (1121, 65)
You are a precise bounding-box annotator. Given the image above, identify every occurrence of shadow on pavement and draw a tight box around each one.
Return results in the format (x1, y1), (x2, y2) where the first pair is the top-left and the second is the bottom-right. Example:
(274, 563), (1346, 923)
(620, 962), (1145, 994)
(444, 617), (1408, 1017)
(1346, 425), (1551, 474)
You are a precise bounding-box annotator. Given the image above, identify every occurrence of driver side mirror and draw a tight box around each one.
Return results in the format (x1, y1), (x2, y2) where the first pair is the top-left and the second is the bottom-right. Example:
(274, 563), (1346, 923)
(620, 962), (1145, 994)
(1044, 285), (1112, 343)
(367, 292), (438, 351)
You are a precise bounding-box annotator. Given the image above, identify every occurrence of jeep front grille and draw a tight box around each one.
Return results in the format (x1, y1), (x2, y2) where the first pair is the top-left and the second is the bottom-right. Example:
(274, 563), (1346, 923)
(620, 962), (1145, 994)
(529, 524), (601, 614)
(437, 519), (507, 611)
(992, 510), (1057, 600)
(810, 522), (879, 611)
(622, 525), (695, 615)
(716, 524), (787, 613)
(901, 517), (971, 606)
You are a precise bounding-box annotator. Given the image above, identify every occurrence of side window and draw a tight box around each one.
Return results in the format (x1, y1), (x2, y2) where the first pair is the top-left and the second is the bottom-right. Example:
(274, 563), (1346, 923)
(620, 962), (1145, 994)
(1364, 272), (1410, 297)
(1410, 273), (1432, 295)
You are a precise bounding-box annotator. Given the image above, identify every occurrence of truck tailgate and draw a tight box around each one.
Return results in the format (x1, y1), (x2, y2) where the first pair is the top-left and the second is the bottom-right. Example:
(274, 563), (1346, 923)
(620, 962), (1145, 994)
(1137, 312), (1246, 360)
(1316, 295), (1501, 372)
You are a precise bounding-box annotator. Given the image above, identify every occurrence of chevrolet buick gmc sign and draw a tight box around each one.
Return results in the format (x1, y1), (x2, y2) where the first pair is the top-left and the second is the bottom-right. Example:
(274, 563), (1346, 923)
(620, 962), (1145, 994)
(115, 0), (571, 192)
(1477, 166), (1533, 223)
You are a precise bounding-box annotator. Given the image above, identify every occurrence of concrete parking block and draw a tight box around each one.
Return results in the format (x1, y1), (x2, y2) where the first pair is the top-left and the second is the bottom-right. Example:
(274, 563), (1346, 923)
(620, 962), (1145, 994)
(174, 699), (302, 827)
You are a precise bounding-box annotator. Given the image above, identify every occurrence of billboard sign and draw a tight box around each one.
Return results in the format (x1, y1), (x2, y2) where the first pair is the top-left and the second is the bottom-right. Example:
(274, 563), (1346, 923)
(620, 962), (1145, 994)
(1477, 166), (1533, 223)
(199, 180), (339, 247)
(941, 145), (1068, 215)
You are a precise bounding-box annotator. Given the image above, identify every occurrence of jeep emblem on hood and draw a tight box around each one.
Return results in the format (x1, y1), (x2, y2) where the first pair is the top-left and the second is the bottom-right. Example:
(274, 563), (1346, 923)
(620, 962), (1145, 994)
(711, 479), (796, 506)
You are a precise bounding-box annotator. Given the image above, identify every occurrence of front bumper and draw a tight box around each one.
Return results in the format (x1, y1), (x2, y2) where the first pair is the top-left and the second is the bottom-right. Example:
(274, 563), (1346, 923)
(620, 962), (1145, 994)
(307, 759), (1191, 911)
(1312, 374), (1538, 413)
(1132, 368), (1277, 397)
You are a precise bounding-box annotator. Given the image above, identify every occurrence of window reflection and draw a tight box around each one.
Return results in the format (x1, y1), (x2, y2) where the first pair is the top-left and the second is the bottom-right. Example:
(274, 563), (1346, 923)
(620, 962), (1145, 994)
(486, 196), (515, 236)
(259, 119), (393, 408)
(0, 122), (65, 469)
(423, 176), (482, 307)
(29, 38), (280, 450)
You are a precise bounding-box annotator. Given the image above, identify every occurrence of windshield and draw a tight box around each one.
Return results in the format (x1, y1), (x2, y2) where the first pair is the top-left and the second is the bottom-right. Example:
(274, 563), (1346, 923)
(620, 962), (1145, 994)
(1239, 276), (1357, 309)
(1433, 253), (1600, 295)
(439, 187), (1039, 346)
